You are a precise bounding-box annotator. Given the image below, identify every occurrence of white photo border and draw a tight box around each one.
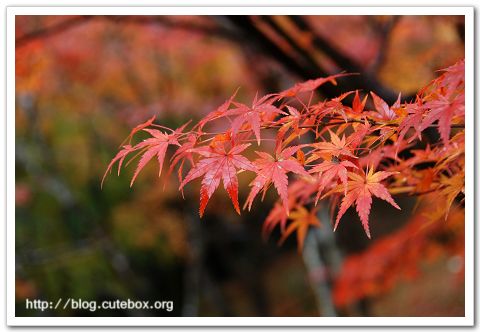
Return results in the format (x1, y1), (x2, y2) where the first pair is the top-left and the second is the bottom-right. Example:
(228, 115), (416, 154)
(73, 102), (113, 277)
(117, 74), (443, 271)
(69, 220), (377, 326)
(5, 5), (475, 327)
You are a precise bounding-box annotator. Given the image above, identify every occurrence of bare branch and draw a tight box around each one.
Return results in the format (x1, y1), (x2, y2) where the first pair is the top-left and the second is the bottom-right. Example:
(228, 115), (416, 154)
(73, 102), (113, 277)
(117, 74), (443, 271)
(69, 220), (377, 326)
(289, 16), (363, 72)
(16, 15), (239, 49)
(368, 16), (401, 74)
(104, 15), (240, 41)
(16, 16), (94, 48)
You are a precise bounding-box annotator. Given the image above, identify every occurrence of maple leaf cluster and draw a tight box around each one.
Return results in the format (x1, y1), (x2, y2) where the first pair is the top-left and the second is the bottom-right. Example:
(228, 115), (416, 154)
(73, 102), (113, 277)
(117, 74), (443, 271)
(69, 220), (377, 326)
(333, 199), (465, 309)
(103, 59), (465, 249)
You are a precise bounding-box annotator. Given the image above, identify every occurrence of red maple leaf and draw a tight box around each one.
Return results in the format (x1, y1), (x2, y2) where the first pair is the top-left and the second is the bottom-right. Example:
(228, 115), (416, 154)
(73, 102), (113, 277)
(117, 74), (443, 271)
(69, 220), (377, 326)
(180, 142), (256, 217)
(420, 93), (464, 145)
(351, 90), (368, 114)
(334, 167), (401, 238)
(314, 91), (354, 122)
(226, 93), (285, 145)
(277, 73), (349, 98)
(370, 92), (400, 121)
(309, 157), (358, 200)
(244, 146), (309, 214)
(120, 115), (156, 146)
(346, 118), (371, 149)
(102, 128), (181, 188)
(168, 133), (198, 185)
(404, 144), (438, 167)
(311, 130), (356, 159)
(197, 89), (238, 131)
(101, 144), (135, 188)
(397, 98), (424, 142)
(276, 105), (302, 139)
(262, 178), (318, 237)
(129, 129), (181, 187)
(433, 59), (464, 96)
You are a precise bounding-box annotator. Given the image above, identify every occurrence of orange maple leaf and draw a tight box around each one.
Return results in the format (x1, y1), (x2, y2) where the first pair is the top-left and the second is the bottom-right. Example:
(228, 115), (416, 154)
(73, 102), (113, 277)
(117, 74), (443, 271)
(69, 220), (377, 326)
(279, 206), (321, 252)
(334, 167), (401, 238)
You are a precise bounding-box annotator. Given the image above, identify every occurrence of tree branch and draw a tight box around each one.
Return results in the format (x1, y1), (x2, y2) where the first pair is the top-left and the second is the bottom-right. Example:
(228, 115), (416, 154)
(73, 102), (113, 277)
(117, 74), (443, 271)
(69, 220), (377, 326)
(16, 15), (239, 49)
(225, 16), (346, 99)
(302, 205), (342, 316)
(104, 15), (240, 41)
(368, 16), (400, 74)
(16, 16), (93, 48)
(289, 16), (363, 73)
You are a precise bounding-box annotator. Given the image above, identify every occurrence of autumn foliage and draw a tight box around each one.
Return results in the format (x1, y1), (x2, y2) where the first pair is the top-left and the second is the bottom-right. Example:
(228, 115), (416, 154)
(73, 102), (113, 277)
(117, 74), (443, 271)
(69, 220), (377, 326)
(333, 201), (465, 308)
(103, 59), (465, 250)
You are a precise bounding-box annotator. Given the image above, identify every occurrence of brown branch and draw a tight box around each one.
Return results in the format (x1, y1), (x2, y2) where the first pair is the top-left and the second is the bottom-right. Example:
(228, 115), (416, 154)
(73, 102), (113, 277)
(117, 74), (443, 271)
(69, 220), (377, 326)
(368, 16), (401, 74)
(16, 15), (239, 49)
(302, 228), (337, 316)
(225, 16), (329, 82)
(223, 15), (385, 103)
(289, 16), (362, 73)
(288, 16), (409, 104)
(16, 15), (93, 48)
(104, 15), (240, 41)
(260, 16), (327, 79)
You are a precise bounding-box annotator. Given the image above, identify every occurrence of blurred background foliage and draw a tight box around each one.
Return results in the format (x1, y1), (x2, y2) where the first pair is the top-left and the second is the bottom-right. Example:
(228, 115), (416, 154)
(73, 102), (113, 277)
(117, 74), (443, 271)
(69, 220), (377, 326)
(15, 15), (464, 317)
